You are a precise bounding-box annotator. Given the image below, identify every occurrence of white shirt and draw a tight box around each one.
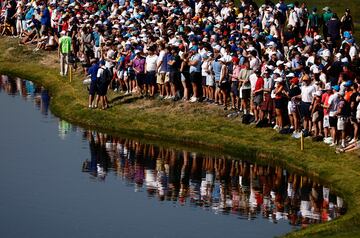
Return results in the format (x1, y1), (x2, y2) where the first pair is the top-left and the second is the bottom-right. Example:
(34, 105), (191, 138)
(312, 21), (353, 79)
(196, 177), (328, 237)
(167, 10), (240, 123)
(301, 84), (316, 103)
(349, 45), (357, 61)
(250, 57), (261, 71)
(105, 49), (115, 68)
(157, 50), (166, 72)
(288, 10), (299, 27)
(249, 73), (258, 92)
(328, 93), (340, 117)
(146, 54), (158, 72)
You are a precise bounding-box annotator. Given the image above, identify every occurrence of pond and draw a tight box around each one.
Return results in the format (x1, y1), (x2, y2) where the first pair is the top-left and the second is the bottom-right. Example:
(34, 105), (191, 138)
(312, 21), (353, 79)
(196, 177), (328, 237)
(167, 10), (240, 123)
(0, 76), (345, 238)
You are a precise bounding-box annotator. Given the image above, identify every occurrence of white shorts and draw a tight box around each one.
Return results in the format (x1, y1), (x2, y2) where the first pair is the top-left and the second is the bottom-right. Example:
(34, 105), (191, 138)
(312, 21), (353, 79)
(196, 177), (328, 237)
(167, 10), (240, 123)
(323, 115), (330, 128)
(356, 110), (360, 121)
(117, 70), (126, 79)
(337, 117), (346, 131)
(206, 75), (215, 86)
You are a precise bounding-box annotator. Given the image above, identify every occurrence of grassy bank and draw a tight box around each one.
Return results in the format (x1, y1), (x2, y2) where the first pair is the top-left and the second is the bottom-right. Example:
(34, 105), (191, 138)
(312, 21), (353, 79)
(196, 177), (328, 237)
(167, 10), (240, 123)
(0, 37), (359, 237)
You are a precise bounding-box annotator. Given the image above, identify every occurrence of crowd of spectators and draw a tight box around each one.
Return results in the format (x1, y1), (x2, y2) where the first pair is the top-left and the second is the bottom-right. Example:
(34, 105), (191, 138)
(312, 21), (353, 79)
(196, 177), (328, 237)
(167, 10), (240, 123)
(1, 0), (360, 152)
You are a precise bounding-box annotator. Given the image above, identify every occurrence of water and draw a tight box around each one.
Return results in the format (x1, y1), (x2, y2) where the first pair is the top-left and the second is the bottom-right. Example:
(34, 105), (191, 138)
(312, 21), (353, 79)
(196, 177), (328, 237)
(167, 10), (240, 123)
(0, 76), (345, 238)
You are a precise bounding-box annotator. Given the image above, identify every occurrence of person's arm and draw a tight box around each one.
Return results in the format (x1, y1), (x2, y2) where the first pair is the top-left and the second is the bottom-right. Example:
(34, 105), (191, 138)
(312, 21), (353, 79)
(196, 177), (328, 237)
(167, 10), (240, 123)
(275, 85), (284, 94)
(334, 102), (343, 117)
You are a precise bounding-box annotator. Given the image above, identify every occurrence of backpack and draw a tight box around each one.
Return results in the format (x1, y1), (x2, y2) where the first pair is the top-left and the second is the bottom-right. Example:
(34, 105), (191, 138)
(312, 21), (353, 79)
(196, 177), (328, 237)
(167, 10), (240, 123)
(99, 67), (111, 84)
(308, 13), (319, 28)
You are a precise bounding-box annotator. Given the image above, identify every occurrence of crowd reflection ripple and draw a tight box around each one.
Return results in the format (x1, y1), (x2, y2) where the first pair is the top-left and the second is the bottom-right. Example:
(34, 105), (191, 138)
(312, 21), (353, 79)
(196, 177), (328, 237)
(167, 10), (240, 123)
(81, 131), (346, 228)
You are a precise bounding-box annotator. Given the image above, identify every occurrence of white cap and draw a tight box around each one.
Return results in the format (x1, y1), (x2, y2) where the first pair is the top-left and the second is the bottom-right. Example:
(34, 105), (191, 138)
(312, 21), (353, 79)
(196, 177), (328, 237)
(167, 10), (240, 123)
(341, 57), (349, 63)
(246, 46), (255, 52)
(275, 77), (283, 82)
(314, 35), (322, 40)
(321, 49), (331, 58)
(325, 82), (332, 90)
(266, 65), (275, 70)
(286, 72), (295, 78)
(213, 45), (221, 51)
(276, 60), (284, 66)
(267, 41), (277, 47)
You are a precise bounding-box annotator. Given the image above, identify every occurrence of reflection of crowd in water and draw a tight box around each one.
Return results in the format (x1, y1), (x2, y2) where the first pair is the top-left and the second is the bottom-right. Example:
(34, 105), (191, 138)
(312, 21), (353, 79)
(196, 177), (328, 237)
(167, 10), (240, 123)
(0, 75), (50, 115)
(82, 130), (345, 227)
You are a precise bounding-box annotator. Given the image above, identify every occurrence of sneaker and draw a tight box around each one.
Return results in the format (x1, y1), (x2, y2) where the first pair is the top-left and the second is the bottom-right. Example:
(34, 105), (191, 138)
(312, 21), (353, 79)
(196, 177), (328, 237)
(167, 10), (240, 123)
(348, 139), (356, 145)
(329, 142), (337, 147)
(341, 142), (346, 148)
(190, 97), (198, 103)
(323, 137), (333, 144)
(273, 125), (279, 130)
(291, 132), (299, 138)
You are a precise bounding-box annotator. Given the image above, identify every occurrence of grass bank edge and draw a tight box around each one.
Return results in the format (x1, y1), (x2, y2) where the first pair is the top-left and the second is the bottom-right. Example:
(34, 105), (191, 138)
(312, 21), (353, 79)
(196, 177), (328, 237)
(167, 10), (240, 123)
(0, 37), (359, 238)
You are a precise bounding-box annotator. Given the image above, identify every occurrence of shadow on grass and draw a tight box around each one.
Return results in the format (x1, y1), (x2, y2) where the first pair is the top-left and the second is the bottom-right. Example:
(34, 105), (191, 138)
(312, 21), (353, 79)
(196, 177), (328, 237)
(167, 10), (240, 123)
(110, 93), (144, 105)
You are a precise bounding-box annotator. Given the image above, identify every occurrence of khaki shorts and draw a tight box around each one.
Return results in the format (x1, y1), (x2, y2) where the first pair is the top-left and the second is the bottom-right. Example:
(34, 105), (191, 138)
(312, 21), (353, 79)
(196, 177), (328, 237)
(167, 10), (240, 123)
(156, 72), (169, 85)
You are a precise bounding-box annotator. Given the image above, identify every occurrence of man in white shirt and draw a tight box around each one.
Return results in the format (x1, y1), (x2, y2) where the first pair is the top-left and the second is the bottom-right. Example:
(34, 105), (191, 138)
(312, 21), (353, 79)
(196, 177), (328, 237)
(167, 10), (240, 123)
(299, 74), (316, 135)
(145, 47), (158, 97)
(327, 85), (341, 146)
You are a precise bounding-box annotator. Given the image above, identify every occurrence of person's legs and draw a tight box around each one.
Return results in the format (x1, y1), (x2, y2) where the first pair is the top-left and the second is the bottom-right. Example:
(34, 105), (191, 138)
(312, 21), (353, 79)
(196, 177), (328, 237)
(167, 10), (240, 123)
(64, 53), (69, 76)
(88, 94), (94, 108)
(292, 112), (299, 132)
(352, 120), (358, 142)
(221, 89), (227, 109)
(60, 53), (65, 76)
(124, 73), (129, 93)
(329, 116), (337, 146)
(276, 108), (282, 128)
(181, 80), (188, 100)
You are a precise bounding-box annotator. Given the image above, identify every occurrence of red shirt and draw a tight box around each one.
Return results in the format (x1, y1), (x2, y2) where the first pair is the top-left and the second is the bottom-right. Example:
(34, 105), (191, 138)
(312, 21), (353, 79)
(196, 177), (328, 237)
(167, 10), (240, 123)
(321, 92), (331, 115)
(255, 76), (264, 94)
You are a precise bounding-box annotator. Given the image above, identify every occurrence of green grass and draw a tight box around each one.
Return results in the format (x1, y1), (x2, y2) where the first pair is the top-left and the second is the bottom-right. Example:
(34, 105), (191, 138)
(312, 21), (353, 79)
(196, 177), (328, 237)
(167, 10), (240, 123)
(0, 37), (359, 237)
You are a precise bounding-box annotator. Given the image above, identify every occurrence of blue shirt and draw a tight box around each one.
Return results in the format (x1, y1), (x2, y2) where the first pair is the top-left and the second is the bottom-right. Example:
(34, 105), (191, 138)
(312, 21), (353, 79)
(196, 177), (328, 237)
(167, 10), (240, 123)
(88, 63), (99, 82)
(41, 8), (50, 26)
(189, 53), (202, 73)
(212, 60), (221, 81)
(92, 32), (100, 47)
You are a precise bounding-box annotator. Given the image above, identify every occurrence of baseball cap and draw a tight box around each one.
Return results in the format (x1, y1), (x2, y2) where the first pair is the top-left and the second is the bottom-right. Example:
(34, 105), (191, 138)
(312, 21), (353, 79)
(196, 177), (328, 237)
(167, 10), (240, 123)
(344, 80), (353, 87)
(332, 85), (340, 91)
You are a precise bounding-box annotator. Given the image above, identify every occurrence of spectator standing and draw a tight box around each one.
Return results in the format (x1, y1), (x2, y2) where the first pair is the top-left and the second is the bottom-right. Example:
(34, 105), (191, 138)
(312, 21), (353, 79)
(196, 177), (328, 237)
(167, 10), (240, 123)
(58, 30), (71, 76)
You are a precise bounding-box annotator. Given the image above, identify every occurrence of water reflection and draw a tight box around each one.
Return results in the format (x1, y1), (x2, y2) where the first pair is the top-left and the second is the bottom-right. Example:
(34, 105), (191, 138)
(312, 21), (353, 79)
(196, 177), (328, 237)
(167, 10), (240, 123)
(0, 75), (50, 115)
(1, 75), (346, 232)
(81, 131), (345, 227)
